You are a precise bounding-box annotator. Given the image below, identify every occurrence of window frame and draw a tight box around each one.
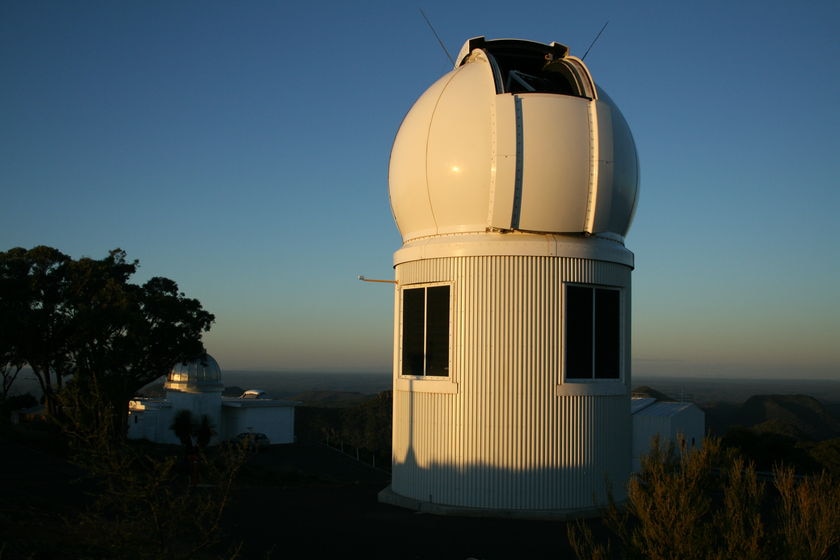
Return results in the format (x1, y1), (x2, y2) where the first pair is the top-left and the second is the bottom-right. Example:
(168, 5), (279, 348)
(563, 283), (624, 382)
(399, 282), (452, 379)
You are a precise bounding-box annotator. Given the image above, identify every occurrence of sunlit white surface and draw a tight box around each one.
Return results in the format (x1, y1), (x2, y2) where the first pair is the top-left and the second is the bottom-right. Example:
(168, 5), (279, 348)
(385, 37), (638, 517)
(389, 36), (639, 244)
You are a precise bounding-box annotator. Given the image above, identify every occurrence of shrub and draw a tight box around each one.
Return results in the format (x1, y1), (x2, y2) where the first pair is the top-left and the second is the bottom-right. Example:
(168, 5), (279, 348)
(569, 435), (840, 560)
(56, 378), (248, 559)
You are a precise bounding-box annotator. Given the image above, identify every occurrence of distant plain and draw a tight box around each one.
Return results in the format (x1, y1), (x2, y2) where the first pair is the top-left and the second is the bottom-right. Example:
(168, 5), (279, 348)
(13, 369), (840, 408)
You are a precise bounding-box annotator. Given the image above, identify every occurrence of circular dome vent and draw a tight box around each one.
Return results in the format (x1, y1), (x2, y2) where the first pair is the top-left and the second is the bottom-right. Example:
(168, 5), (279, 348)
(388, 36), (639, 243)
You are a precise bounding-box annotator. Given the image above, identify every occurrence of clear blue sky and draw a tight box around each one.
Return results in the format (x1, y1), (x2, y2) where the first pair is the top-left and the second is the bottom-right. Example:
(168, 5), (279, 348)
(2, 1), (838, 379)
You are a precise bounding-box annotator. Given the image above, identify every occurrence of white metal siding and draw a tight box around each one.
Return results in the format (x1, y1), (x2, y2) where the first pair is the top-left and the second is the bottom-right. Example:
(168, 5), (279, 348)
(391, 254), (632, 512)
(632, 403), (706, 472)
(221, 405), (296, 444)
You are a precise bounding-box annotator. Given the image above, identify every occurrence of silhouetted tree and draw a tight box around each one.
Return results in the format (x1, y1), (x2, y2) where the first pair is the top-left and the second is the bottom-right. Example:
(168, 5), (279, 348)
(0, 246), (215, 435)
(0, 360), (23, 400)
(170, 409), (216, 450)
(723, 426), (821, 474)
(171, 409), (197, 448)
(806, 438), (840, 477)
(0, 246), (74, 410)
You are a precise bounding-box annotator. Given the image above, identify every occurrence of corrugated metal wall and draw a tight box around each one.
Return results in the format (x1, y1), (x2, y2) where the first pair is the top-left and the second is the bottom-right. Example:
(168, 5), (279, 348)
(391, 254), (632, 512)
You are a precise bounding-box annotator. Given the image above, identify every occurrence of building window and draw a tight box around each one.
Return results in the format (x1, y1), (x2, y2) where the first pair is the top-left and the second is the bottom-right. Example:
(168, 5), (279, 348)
(401, 285), (450, 377)
(565, 284), (621, 380)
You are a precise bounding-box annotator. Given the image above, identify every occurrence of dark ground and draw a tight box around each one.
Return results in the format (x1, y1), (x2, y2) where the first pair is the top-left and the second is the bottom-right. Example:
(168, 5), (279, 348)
(1, 434), (593, 560)
(218, 443), (585, 560)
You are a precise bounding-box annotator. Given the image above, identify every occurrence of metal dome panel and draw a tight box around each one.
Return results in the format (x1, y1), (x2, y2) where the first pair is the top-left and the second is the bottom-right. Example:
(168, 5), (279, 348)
(165, 353), (224, 394)
(591, 87), (639, 236)
(387, 72), (453, 240)
(516, 93), (592, 232)
(388, 37), (639, 243)
(425, 57), (496, 234)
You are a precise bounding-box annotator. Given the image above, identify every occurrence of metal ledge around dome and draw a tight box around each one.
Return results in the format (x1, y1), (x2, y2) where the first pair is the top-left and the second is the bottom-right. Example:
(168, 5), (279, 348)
(393, 231), (634, 268)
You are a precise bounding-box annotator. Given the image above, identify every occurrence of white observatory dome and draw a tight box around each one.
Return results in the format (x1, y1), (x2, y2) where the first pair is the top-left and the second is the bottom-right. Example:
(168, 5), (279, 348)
(389, 37), (639, 243)
(164, 353), (224, 394)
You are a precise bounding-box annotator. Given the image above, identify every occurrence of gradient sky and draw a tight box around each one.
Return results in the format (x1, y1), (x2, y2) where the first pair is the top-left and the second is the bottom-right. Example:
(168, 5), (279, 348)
(2, 1), (838, 379)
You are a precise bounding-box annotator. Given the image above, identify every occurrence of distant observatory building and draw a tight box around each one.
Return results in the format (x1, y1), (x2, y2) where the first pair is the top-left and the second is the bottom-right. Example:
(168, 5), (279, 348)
(128, 354), (297, 446)
(379, 37), (639, 518)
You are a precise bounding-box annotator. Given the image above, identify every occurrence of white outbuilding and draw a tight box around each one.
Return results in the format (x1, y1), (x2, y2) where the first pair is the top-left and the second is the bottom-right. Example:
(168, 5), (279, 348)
(128, 354), (297, 446)
(631, 397), (706, 472)
(379, 36), (640, 519)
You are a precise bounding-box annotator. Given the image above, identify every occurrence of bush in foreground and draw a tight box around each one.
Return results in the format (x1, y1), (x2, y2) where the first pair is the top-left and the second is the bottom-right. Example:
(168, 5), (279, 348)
(56, 380), (248, 559)
(570, 436), (840, 560)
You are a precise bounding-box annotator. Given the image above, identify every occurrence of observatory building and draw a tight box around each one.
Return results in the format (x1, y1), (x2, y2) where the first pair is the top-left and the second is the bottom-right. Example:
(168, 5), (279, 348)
(379, 37), (639, 518)
(128, 354), (297, 446)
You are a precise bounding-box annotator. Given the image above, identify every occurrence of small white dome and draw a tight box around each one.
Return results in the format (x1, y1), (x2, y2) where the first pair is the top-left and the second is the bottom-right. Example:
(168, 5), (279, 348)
(388, 36), (639, 243)
(164, 353), (224, 393)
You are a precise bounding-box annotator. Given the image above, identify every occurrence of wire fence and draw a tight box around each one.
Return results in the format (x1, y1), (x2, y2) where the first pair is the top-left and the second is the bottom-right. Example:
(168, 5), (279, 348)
(322, 435), (391, 474)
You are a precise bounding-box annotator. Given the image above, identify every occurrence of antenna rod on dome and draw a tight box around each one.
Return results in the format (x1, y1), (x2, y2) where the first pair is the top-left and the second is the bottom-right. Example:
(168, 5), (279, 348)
(582, 20), (609, 60)
(419, 8), (454, 65)
(358, 275), (397, 284)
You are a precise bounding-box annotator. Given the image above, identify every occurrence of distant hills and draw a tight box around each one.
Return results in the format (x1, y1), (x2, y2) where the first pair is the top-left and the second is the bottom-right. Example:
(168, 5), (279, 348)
(630, 381), (840, 443)
(695, 392), (840, 443)
(734, 394), (840, 441)
(715, 394), (840, 475)
(138, 378), (840, 443)
(285, 390), (373, 407)
(631, 385), (677, 401)
(630, 387), (840, 475)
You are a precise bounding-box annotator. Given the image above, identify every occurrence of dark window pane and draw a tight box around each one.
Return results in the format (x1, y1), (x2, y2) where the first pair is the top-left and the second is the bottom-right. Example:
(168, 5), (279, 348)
(566, 285), (593, 379)
(594, 289), (620, 379)
(425, 286), (450, 376)
(402, 288), (425, 375)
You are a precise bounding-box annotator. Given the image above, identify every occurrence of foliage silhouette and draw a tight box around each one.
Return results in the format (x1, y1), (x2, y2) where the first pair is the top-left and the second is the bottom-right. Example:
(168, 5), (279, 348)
(0, 245), (215, 437)
(569, 435), (840, 560)
(57, 379), (246, 559)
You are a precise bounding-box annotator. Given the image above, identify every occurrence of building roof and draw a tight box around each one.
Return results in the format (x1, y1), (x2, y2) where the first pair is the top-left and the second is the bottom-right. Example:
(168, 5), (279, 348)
(632, 398), (699, 418)
(631, 397), (657, 414)
(221, 398), (299, 408)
